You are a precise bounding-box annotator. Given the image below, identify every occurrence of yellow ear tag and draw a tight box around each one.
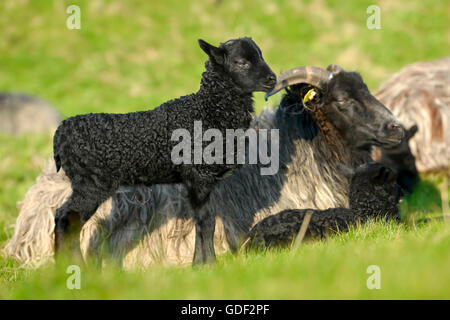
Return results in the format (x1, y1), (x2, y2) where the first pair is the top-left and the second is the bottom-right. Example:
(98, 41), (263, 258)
(303, 88), (317, 104)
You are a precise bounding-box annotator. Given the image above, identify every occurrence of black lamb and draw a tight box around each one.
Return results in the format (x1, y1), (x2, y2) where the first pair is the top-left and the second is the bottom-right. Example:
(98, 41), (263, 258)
(53, 37), (276, 265)
(378, 124), (419, 194)
(246, 162), (402, 249)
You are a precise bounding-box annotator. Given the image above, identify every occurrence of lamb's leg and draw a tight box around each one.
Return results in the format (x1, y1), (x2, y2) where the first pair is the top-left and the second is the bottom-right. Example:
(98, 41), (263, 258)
(193, 207), (216, 265)
(54, 187), (112, 256)
(245, 208), (356, 249)
(183, 174), (217, 265)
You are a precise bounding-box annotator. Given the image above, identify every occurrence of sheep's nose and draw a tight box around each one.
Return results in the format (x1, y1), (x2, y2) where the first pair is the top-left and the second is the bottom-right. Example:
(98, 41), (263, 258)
(389, 123), (401, 131)
(267, 74), (276, 82)
(386, 122), (405, 139)
(265, 74), (277, 87)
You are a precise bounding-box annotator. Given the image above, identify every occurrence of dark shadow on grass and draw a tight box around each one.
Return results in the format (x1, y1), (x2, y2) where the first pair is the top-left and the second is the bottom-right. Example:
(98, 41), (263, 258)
(400, 178), (444, 223)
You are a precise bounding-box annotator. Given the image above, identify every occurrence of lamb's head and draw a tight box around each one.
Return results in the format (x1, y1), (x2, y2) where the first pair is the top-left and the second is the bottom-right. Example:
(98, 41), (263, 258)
(341, 162), (397, 191)
(198, 37), (276, 93)
(339, 162), (401, 219)
(379, 124), (419, 194)
(266, 65), (405, 150)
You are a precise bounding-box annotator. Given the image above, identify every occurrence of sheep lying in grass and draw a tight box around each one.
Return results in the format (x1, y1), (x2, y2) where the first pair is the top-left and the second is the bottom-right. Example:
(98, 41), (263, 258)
(374, 57), (450, 176)
(52, 37), (276, 265)
(373, 58), (449, 216)
(0, 93), (61, 134)
(5, 65), (404, 268)
(245, 162), (401, 249)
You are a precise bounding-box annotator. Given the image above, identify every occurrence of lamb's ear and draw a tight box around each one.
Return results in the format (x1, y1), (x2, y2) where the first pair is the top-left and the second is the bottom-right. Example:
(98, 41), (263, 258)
(406, 124), (418, 140)
(198, 39), (225, 65)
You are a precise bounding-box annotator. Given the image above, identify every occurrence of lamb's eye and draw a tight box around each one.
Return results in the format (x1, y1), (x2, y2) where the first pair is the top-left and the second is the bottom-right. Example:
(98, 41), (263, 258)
(235, 59), (249, 68)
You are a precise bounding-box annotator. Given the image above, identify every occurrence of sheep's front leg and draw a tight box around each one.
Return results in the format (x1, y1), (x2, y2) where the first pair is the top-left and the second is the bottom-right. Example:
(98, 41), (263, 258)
(193, 206), (216, 265)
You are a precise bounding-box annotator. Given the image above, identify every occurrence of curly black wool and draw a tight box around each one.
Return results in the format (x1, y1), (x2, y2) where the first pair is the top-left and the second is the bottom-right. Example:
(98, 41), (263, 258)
(53, 37), (276, 264)
(54, 62), (254, 200)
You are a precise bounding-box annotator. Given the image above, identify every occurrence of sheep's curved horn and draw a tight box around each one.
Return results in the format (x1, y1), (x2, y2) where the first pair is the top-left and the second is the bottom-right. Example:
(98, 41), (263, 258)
(265, 66), (333, 100)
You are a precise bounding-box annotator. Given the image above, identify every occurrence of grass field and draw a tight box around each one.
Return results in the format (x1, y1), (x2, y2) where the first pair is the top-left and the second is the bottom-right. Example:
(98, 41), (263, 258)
(0, 0), (449, 299)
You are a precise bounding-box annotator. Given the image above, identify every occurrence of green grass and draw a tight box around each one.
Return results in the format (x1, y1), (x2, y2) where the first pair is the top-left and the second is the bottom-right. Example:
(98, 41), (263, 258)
(1, 219), (449, 299)
(0, 0), (449, 299)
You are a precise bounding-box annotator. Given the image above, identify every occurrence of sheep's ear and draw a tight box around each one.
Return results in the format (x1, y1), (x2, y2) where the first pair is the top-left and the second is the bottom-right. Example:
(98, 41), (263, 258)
(406, 124), (418, 140)
(198, 39), (225, 65)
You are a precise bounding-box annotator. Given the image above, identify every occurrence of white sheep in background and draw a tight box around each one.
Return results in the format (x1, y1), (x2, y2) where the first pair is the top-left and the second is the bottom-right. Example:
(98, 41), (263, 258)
(375, 57), (450, 173)
(374, 57), (450, 218)
(0, 93), (61, 135)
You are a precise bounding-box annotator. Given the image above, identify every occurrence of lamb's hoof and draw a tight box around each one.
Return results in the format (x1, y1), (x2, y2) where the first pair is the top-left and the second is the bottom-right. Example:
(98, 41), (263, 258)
(193, 250), (216, 266)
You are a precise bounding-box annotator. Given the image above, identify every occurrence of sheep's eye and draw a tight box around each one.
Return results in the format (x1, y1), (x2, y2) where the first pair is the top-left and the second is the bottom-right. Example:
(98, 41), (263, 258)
(235, 59), (249, 67)
(336, 100), (348, 111)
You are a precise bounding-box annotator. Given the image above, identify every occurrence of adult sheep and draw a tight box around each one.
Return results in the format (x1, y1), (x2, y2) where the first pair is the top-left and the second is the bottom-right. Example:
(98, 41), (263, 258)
(374, 58), (450, 175)
(0, 93), (61, 135)
(373, 57), (450, 215)
(5, 65), (404, 268)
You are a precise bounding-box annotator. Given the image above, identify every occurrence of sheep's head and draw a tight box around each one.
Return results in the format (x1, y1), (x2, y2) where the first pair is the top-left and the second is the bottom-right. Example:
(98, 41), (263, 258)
(266, 65), (405, 150)
(198, 37), (276, 93)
